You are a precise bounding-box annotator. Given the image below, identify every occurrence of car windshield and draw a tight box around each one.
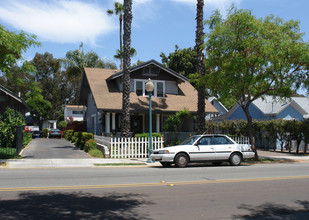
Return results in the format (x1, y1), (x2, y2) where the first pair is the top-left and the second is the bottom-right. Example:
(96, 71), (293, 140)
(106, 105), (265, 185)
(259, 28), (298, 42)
(180, 136), (201, 145)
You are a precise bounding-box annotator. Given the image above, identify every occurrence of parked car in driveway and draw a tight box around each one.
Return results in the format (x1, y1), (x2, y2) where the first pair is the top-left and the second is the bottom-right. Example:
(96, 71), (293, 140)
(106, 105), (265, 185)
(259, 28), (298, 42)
(150, 134), (255, 168)
(48, 129), (62, 138)
(31, 130), (41, 138)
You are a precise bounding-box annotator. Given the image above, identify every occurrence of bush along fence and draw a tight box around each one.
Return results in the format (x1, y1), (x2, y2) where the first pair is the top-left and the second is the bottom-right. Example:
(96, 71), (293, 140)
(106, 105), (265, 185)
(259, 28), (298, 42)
(63, 130), (103, 158)
(110, 136), (164, 159)
(206, 119), (309, 153)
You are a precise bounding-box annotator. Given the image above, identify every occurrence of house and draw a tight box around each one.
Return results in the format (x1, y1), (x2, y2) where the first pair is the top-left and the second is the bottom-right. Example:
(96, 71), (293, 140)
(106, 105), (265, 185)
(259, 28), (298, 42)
(206, 97), (228, 120)
(0, 84), (29, 116)
(215, 96), (309, 121)
(79, 60), (218, 135)
(64, 105), (86, 121)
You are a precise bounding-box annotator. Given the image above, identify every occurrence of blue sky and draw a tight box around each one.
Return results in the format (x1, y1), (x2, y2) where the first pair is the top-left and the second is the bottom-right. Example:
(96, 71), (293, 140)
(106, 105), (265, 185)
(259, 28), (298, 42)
(0, 0), (309, 68)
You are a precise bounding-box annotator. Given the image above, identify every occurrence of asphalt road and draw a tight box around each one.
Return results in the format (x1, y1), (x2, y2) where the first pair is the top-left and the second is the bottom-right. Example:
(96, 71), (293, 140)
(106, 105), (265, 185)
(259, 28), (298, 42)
(1, 163), (309, 219)
(21, 138), (91, 159)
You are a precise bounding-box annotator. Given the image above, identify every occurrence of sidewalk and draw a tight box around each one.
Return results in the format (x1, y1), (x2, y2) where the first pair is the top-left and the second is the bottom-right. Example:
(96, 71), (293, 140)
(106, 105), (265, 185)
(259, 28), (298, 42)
(1, 150), (308, 168)
(0, 158), (157, 168)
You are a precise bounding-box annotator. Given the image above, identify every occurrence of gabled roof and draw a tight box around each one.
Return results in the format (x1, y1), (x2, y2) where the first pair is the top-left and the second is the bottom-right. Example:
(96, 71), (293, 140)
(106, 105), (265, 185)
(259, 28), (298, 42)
(81, 67), (218, 114)
(215, 95), (309, 120)
(0, 85), (29, 111)
(107, 59), (189, 82)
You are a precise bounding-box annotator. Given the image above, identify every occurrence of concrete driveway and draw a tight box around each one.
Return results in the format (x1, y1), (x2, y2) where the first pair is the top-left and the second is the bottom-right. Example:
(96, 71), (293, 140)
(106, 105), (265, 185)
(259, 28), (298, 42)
(21, 138), (91, 159)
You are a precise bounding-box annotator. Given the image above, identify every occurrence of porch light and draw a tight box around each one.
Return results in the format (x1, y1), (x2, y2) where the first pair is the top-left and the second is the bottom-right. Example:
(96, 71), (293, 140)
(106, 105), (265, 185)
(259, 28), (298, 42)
(146, 78), (154, 163)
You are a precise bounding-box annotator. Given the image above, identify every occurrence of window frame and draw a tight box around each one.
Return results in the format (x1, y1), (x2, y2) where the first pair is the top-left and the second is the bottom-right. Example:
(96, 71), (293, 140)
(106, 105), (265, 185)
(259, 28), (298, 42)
(134, 79), (165, 97)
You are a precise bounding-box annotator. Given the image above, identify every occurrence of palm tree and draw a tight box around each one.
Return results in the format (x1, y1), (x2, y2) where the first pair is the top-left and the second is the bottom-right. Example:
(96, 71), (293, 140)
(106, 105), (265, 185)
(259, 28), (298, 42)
(121, 0), (133, 137)
(195, 0), (206, 133)
(64, 42), (116, 103)
(107, 2), (124, 70)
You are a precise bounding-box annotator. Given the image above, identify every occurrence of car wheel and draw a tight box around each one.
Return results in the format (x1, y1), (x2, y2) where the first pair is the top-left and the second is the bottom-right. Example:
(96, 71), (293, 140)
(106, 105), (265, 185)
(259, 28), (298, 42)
(229, 153), (242, 166)
(160, 162), (172, 167)
(174, 153), (189, 168)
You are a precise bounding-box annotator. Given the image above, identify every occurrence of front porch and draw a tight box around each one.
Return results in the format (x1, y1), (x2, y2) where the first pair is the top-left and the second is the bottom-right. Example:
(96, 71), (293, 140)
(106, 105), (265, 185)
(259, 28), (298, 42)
(91, 111), (194, 137)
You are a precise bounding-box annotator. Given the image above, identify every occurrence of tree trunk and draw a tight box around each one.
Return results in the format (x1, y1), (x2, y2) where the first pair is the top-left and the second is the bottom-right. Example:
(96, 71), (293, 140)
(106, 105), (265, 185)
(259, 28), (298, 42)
(242, 105), (259, 160)
(121, 0), (133, 138)
(195, 0), (206, 133)
(119, 14), (123, 70)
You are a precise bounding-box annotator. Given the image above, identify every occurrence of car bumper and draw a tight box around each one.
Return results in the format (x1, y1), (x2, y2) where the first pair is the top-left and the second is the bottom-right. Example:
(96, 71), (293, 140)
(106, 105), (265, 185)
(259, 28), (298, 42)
(150, 153), (175, 162)
(242, 151), (255, 159)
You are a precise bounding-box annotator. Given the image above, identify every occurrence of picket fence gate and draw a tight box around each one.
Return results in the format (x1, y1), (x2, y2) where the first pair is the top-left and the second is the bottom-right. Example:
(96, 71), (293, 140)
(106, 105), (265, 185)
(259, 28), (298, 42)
(110, 137), (164, 158)
(232, 136), (250, 145)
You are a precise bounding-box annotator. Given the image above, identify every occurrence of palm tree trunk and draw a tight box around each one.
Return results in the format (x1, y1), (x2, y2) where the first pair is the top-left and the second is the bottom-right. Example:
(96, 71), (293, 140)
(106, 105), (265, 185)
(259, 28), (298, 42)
(120, 14), (123, 70)
(195, 0), (206, 133)
(121, 0), (133, 137)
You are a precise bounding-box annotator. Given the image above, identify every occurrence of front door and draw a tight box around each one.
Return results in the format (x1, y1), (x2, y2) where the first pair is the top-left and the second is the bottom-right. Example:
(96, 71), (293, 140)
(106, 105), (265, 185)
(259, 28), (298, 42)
(130, 115), (143, 135)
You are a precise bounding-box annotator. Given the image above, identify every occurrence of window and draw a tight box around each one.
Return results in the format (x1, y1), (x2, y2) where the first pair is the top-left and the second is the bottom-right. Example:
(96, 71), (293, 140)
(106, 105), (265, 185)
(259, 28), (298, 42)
(198, 137), (213, 145)
(135, 80), (165, 97)
(143, 66), (159, 76)
(214, 136), (232, 145)
(157, 82), (164, 97)
(72, 111), (83, 115)
(136, 81), (143, 96)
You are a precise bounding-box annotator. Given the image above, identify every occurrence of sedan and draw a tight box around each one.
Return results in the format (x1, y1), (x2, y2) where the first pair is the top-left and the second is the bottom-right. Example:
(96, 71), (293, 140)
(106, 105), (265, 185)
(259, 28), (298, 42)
(48, 129), (62, 138)
(150, 134), (255, 168)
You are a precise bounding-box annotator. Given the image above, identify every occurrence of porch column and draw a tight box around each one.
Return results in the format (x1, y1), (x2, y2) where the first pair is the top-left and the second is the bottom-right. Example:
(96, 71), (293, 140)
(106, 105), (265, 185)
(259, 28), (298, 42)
(105, 112), (110, 133)
(112, 113), (116, 131)
(156, 114), (160, 133)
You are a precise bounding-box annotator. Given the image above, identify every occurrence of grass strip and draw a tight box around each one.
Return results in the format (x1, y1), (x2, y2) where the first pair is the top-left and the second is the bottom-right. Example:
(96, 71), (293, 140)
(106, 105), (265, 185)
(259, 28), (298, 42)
(94, 163), (146, 166)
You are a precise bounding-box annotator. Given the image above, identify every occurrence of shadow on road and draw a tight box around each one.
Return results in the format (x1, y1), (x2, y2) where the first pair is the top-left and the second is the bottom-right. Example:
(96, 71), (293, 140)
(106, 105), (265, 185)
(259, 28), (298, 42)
(0, 191), (153, 220)
(233, 200), (309, 219)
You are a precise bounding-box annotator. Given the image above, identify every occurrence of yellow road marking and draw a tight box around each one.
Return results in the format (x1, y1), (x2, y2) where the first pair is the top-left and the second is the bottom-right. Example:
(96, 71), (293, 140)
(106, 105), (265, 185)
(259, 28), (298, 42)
(1, 175), (309, 192)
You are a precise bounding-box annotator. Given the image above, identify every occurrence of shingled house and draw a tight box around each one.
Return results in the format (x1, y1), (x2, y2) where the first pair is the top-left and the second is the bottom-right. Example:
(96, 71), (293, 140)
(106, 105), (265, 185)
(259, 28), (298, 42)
(0, 85), (29, 116)
(79, 60), (218, 136)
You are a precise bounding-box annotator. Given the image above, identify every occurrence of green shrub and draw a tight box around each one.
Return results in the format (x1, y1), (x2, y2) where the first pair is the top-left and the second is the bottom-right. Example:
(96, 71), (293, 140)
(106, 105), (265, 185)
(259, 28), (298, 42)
(73, 131), (83, 148)
(43, 128), (49, 138)
(64, 130), (74, 141)
(58, 121), (68, 130)
(135, 133), (162, 138)
(84, 139), (97, 152)
(88, 148), (103, 158)
(23, 132), (32, 147)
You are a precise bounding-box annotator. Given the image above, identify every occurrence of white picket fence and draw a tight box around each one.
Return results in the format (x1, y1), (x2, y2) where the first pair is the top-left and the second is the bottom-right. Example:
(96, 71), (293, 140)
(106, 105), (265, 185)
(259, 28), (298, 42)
(110, 137), (164, 158)
(231, 136), (250, 145)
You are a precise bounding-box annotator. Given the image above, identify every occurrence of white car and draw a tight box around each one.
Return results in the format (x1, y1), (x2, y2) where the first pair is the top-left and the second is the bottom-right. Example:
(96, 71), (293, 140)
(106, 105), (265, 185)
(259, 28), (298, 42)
(150, 134), (255, 168)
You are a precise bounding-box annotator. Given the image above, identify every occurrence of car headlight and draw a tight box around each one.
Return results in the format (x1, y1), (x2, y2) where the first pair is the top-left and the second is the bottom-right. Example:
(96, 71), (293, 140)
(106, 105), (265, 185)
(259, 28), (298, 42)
(158, 150), (170, 154)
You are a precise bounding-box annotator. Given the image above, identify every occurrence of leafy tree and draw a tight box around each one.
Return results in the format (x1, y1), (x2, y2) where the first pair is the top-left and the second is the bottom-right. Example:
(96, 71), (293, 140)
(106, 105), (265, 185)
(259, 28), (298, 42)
(121, 0), (133, 137)
(195, 0), (206, 133)
(0, 64), (35, 100)
(0, 24), (40, 76)
(204, 7), (309, 158)
(30, 52), (73, 119)
(63, 43), (116, 104)
(160, 45), (196, 78)
(164, 108), (191, 145)
(26, 84), (52, 130)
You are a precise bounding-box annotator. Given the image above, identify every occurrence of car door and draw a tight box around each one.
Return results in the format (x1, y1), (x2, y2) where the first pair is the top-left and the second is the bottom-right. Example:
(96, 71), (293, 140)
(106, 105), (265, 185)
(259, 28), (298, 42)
(190, 136), (216, 161)
(214, 136), (234, 160)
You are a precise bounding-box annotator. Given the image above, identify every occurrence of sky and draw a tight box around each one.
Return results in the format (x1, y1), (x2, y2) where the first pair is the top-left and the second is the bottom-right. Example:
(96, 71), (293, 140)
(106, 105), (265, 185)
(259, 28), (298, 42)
(0, 0), (309, 68)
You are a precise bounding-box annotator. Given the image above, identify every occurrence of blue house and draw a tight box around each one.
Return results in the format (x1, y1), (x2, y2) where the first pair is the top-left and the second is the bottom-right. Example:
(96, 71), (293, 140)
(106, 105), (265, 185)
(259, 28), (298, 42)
(216, 96), (309, 121)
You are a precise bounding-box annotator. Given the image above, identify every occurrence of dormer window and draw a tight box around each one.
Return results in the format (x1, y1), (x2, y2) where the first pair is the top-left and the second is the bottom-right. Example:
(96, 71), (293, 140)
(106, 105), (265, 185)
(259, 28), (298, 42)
(134, 79), (165, 97)
(143, 66), (159, 76)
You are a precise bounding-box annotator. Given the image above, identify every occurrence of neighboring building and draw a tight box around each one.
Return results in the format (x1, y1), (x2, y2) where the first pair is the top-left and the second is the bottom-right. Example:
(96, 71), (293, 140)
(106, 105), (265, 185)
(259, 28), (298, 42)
(79, 59), (218, 135)
(215, 96), (309, 121)
(206, 97), (229, 120)
(0, 84), (29, 116)
(64, 105), (86, 121)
